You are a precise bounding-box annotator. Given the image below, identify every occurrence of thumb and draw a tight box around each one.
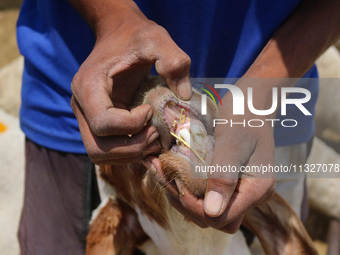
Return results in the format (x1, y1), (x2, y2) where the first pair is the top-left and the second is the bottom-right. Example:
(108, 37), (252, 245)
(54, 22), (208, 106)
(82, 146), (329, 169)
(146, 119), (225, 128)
(204, 174), (239, 217)
(203, 137), (241, 217)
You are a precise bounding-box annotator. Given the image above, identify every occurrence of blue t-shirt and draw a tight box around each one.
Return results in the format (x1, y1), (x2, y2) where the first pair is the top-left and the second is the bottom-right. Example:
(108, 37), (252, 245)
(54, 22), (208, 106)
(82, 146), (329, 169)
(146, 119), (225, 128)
(17, 0), (318, 154)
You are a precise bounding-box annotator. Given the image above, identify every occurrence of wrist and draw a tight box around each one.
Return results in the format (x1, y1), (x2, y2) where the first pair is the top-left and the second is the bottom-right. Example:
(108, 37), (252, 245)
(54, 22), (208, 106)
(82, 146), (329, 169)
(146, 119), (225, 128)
(235, 78), (284, 120)
(95, 1), (149, 39)
(242, 40), (291, 79)
(68, 0), (150, 39)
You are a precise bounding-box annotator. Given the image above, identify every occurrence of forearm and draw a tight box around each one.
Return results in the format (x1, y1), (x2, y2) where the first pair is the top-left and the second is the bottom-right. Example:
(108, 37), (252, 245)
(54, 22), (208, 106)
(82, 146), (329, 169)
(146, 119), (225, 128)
(245, 0), (340, 79)
(67, 0), (148, 38)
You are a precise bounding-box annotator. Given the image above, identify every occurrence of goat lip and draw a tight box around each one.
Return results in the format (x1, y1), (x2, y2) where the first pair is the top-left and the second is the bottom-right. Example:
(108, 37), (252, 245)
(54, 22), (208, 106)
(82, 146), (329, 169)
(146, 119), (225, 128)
(161, 98), (200, 133)
(160, 98), (212, 165)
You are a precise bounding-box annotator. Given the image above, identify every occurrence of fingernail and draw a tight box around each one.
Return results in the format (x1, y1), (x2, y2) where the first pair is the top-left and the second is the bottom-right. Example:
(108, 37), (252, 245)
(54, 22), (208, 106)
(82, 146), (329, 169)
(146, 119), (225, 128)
(204, 191), (224, 216)
(145, 108), (153, 123)
(177, 77), (191, 100)
(147, 130), (159, 144)
(143, 160), (157, 175)
(149, 164), (157, 174)
(144, 140), (161, 155)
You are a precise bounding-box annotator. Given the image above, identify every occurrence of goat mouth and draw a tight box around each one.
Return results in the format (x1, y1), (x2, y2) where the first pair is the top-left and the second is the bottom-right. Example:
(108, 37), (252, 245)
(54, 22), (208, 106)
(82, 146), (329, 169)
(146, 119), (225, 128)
(161, 98), (214, 167)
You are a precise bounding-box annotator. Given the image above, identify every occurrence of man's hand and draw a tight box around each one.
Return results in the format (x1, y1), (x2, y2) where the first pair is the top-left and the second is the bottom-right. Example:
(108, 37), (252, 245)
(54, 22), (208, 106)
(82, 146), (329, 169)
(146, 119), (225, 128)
(70, 0), (340, 233)
(200, 81), (276, 232)
(144, 81), (276, 233)
(69, 0), (191, 164)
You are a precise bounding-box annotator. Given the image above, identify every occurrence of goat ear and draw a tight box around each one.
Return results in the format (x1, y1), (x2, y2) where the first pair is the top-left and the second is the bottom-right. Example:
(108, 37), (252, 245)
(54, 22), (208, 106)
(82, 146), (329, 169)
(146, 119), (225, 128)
(86, 198), (149, 255)
(242, 193), (318, 255)
(86, 199), (121, 255)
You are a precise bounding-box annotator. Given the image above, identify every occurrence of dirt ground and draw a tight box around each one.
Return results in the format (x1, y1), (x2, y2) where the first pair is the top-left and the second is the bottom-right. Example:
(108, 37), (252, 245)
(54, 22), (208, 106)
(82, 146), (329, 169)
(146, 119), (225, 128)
(0, 0), (22, 68)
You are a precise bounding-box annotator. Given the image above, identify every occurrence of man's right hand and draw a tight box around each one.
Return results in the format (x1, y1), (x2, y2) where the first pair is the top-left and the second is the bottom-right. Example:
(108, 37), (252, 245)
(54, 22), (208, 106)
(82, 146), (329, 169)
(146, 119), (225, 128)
(69, 0), (191, 164)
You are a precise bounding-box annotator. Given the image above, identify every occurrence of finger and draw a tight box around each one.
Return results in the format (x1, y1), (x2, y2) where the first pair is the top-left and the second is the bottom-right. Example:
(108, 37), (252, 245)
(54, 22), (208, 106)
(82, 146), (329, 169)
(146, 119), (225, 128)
(216, 144), (276, 223)
(139, 27), (192, 100)
(219, 215), (245, 234)
(142, 156), (158, 175)
(91, 130), (160, 164)
(71, 76), (153, 136)
(143, 144), (245, 230)
(204, 176), (239, 218)
(220, 178), (275, 224)
(155, 53), (191, 101)
(166, 194), (209, 228)
(203, 137), (242, 217)
(72, 98), (160, 164)
(97, 140), (161, 165)
(146, 160), (245, 230)
(142, 156), (179, 196)
(170, 193), (243, 233)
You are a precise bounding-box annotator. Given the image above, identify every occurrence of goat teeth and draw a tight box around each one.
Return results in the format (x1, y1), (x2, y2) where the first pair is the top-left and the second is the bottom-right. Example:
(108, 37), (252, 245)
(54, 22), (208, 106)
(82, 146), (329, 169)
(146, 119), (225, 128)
(191, 124), (200, 134)
(179, 128), (191, 144)
(180, 108), (186, 124)
(191, 124), (207, 136)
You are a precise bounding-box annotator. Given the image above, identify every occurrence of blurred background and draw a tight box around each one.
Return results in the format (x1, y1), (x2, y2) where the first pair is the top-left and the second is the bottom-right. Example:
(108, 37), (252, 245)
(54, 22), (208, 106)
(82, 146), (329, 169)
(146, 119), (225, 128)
(0, 1), (339, 255)
(0, 0), (22, 68)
